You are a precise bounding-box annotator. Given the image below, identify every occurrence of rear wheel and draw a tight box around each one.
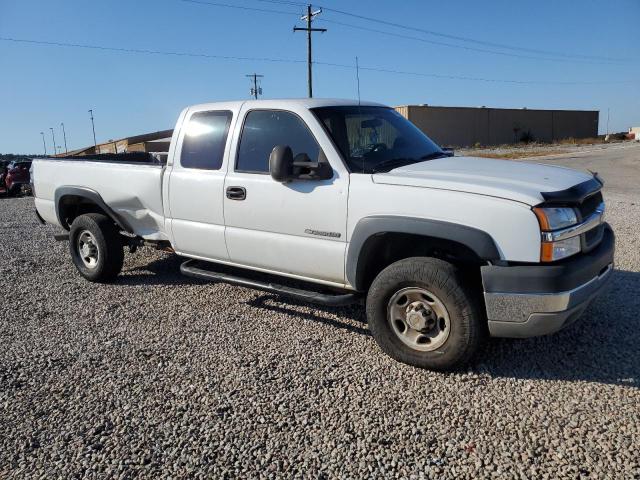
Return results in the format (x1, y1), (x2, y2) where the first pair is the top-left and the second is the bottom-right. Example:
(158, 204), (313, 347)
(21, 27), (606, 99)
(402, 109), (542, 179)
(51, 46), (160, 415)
(69, 213), (124, 282)
(366, 257), (482, 371)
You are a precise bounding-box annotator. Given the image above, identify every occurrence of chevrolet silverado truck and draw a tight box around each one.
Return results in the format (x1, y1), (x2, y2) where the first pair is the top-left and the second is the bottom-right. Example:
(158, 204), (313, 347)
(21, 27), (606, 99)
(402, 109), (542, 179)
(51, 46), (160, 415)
(31, 99), (614, 370)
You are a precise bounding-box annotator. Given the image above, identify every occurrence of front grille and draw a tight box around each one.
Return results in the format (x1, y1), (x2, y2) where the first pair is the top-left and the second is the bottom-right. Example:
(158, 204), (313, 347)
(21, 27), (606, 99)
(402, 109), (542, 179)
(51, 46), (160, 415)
(577, 189), (604, 252)
(577, 191), (603, 220)
(582, 224), (604, 252)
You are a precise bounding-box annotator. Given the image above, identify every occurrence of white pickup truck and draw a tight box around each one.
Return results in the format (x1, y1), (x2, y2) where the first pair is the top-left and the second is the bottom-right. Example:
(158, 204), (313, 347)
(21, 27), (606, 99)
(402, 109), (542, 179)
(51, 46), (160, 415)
(32, 99), (614, 370)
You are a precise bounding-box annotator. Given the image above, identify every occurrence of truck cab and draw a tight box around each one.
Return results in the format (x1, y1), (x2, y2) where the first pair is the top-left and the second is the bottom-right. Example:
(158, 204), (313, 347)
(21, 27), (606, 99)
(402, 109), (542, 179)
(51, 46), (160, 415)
(32, 98), (614, 370)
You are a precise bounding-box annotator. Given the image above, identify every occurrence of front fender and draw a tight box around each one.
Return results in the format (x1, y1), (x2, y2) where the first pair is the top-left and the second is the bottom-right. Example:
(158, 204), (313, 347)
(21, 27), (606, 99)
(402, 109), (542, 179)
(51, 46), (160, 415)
(346, 215), (501, 290)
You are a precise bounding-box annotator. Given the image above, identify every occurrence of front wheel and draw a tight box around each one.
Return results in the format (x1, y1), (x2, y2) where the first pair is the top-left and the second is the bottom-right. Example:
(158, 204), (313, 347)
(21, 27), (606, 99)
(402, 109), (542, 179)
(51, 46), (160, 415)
(69, 213), (124, 283)
(366, 257), (483, 371)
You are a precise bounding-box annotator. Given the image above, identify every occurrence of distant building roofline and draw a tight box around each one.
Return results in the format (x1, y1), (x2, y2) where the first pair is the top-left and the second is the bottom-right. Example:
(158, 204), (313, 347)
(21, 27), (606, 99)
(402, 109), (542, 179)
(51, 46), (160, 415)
(395, 104), (599, 113)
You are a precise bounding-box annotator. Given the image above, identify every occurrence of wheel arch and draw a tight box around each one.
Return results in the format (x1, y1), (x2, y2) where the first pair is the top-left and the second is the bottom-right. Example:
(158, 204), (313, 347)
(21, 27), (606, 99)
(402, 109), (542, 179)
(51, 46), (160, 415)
(54, 186), (133, 233)
(347, 216), (502, 291)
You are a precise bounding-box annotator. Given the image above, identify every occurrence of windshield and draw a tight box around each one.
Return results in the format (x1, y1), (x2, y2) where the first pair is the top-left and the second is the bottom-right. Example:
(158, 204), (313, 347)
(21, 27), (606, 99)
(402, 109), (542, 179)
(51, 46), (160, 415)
(312, 106), (445, 173)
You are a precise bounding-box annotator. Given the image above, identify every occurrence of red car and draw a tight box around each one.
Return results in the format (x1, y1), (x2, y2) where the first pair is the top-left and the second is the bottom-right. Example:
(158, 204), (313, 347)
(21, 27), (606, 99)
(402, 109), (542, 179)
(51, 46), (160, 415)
(2, 160), (32, 196)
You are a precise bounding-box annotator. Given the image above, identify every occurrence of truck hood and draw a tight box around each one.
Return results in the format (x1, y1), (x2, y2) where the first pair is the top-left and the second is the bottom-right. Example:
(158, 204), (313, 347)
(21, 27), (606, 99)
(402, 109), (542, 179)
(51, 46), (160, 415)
(372, 156), (593, 205)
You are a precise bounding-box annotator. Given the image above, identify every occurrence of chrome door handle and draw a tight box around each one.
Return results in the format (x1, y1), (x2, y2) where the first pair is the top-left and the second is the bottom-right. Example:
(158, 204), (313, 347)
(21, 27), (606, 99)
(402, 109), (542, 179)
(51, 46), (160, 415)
(226, 186), (246, 200)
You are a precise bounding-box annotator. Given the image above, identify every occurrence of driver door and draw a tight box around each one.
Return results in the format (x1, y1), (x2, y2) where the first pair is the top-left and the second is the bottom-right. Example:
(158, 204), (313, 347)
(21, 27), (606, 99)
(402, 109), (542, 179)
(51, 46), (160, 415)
(223, 106), (348, 285)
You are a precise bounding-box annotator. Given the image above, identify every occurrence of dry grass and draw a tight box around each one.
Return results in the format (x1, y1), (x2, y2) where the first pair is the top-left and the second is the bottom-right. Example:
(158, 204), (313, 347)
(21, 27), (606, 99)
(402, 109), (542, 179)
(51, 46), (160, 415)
(464, 137), (622, 151)
(472, 150), (569, 160)
(556, 137), (604, 145)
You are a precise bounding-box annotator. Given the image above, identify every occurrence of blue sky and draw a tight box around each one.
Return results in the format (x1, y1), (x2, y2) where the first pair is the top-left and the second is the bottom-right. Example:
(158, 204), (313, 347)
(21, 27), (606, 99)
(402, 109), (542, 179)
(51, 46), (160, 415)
(1, 0), (638, 154)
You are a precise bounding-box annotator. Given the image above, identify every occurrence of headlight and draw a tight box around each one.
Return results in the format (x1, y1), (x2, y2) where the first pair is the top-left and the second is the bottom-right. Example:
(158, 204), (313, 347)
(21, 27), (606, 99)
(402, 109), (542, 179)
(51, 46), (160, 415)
(533, 206), (580, 262)
(533, 207), (578, 230)
(540, 236), (581, 262)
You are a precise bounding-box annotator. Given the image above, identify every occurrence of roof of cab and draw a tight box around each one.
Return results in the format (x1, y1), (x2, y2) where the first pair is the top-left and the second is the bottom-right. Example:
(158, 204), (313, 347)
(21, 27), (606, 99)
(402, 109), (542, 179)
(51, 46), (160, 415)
(187, 98), (386, 111)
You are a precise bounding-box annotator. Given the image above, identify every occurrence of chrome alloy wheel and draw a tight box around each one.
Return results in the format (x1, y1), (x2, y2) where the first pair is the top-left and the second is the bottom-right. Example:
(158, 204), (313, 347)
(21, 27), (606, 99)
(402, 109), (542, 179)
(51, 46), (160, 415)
(77, 230), (99, 269)
(387, 287), (451, 352)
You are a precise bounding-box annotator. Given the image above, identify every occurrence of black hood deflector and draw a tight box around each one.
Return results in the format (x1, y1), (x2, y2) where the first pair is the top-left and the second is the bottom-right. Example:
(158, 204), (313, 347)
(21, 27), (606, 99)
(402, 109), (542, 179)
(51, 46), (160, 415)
(540, 175), (603, 204)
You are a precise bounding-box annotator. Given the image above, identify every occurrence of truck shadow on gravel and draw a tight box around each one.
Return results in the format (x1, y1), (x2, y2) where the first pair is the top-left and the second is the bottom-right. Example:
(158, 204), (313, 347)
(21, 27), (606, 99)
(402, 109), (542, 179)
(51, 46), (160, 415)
(118, 254), (208, 286)
(119, 255), (639, 388)
(475, 269), (639, 388)
(247, 270), (639, 388)
(246, 295), (370, 336)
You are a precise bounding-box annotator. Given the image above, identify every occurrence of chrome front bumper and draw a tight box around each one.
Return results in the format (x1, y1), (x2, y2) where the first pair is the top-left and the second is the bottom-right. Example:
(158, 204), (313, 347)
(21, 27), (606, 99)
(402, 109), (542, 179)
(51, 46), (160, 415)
(482, 224), (615, 338)
(484, 263), (613, 337)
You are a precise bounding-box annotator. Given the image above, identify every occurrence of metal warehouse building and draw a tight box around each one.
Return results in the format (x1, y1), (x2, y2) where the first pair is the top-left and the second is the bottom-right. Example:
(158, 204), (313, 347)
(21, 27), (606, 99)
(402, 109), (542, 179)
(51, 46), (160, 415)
(395, 105), (599, 147)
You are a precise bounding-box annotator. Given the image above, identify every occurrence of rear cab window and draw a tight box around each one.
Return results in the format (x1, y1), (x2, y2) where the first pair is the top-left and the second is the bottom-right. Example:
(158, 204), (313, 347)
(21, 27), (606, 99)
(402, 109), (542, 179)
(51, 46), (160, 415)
(180, 110), (232, 170)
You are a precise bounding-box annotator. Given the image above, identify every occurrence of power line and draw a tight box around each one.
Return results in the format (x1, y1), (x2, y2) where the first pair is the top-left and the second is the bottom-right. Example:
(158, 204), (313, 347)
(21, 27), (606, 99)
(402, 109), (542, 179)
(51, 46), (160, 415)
(255, 0), (307, 6)
(318, 61), (636, 85)
(318, 18), (624, 65)
(184, 0), (628, 64)
(0, 36), (305, 65)
(1, 36), (634, 86)
(253, 0), (626, 62)
(180, 0), (296, 15)
(317, 6), (625, 63)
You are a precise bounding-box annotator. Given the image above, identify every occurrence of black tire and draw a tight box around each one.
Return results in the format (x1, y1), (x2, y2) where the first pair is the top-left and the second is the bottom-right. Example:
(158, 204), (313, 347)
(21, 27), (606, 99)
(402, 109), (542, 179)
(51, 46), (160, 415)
(366, 257), (482, 371)
(69, 213), (124, 283)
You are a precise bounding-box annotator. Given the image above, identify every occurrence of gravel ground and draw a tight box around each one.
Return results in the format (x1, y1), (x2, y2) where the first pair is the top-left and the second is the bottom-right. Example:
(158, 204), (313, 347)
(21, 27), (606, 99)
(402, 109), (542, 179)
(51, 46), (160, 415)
(1, 195), (639, 479)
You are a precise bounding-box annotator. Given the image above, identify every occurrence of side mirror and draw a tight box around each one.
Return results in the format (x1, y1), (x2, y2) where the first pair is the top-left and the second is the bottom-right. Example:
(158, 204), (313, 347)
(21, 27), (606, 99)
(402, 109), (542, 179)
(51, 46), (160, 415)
(269, 145), (333, 182)
(292, 149), (333, 181)
(269, 145), (294, 182)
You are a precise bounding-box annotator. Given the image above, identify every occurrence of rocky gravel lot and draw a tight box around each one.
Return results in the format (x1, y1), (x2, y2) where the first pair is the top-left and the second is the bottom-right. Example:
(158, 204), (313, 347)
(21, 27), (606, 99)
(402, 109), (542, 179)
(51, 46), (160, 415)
(1, 195), (639, 479)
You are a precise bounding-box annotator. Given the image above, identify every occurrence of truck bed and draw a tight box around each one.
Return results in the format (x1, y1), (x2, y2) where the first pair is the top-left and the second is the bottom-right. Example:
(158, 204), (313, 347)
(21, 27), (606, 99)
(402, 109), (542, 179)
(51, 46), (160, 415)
(43, 152), (167, 165)
(32, 155), (168, 241)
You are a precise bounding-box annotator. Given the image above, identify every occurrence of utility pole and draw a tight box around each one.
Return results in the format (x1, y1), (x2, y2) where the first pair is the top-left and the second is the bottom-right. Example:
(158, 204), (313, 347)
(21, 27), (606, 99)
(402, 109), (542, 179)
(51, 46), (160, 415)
(40, 132), (47, 155)
(294, 5), (326, 98)
(246, 73), (264, 99)
(606, 108), (610, 136)
(49, 127), (57, 157)
(88, 109), (97, 148)
(355, 56), (361, 105)
(61, 122), (68, 154)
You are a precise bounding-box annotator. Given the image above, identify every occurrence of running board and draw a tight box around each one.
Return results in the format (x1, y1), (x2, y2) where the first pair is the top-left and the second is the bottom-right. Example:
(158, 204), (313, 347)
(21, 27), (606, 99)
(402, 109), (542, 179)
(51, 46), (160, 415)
(180, 259), (361, 307)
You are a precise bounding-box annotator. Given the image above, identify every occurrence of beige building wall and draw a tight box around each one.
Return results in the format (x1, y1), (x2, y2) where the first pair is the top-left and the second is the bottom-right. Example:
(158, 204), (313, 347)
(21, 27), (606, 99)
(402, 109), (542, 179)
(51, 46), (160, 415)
(93, 131), (173, 154)
(552, 110), (599, 140)
(487, 108), (553, 144)
(395, 105), (598, 147)
(97, 139), (128, 154)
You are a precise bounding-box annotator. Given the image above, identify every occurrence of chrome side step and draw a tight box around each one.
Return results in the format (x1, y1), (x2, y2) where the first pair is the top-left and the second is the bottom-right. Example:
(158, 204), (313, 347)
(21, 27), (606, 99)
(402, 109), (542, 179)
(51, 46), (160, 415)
(180, 259), (361, 307)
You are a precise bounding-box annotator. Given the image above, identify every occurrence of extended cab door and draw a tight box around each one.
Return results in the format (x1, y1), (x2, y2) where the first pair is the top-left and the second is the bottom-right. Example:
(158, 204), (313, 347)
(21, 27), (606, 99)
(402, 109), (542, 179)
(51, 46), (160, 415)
(166, 104), (237, 260)
(223, 104), (349, 285)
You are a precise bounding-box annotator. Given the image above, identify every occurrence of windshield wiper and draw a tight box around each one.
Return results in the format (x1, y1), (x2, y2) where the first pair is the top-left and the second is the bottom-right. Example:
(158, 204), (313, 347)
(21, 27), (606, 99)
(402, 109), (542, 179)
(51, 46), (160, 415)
(371, 158), (415, 173)
(372, 152), (448, 173)
(420, 151), (449, 160)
